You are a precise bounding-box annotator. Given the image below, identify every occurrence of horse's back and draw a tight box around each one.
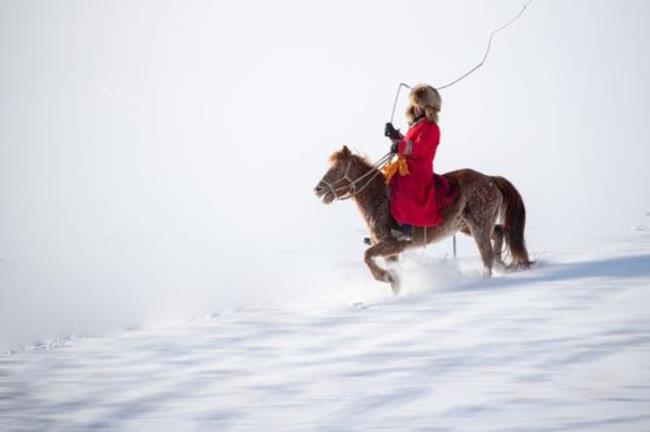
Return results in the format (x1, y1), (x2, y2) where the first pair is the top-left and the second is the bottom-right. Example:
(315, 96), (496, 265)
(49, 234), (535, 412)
(441, 168), (498, 209)
(442, 168), (490, 187)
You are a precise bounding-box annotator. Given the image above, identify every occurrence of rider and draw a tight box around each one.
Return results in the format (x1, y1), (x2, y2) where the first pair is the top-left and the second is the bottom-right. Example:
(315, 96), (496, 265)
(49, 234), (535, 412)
(384, 84), (455, 241)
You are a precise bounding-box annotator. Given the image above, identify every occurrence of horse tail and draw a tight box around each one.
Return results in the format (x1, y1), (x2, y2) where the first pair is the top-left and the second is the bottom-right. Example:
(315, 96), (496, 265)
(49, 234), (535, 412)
(492, 176), (533, 269)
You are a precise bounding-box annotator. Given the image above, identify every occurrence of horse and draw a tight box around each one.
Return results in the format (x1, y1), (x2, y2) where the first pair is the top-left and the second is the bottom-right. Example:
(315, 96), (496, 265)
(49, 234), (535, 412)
(314, 146), (532, 294)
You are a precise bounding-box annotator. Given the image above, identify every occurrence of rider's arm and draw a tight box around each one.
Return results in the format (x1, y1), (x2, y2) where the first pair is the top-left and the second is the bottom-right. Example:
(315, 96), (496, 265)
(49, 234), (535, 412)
(404, 122), (439, 159)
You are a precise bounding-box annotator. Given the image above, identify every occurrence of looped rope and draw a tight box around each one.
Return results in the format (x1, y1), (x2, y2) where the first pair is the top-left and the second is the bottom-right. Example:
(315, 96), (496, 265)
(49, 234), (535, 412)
(389, 0), (534, 122)
(437, 0), (534, 90)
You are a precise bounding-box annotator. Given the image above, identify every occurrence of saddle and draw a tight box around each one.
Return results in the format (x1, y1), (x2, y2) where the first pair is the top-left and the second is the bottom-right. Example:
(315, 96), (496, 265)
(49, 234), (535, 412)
(365, 172), (461, 245)
(435, 173), (460, 213)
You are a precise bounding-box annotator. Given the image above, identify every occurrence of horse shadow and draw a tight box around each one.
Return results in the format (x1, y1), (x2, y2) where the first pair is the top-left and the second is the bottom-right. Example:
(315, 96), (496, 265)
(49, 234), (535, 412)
(455, 253), (650, 292)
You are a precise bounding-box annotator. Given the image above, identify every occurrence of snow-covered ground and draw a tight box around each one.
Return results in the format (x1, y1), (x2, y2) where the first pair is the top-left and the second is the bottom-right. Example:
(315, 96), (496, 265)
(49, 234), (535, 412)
(2, 232), (649, 431)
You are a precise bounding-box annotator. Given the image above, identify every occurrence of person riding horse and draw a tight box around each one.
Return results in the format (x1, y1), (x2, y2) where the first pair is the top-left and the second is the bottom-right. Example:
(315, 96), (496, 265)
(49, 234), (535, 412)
(384, 84), (457, 241)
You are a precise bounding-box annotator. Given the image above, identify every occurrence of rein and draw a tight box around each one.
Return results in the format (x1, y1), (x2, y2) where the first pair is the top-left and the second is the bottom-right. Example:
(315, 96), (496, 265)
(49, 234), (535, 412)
(321, 152), (394, 201)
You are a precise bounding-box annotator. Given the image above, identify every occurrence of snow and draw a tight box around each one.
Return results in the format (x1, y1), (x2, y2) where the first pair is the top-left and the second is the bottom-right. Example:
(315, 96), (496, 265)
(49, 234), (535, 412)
(2, 233), (649, 431)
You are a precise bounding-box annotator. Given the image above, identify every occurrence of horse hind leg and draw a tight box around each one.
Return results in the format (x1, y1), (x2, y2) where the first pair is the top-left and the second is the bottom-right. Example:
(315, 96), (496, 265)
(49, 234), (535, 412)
(469, 224), (495, 277)
(491, 224), (506, 269)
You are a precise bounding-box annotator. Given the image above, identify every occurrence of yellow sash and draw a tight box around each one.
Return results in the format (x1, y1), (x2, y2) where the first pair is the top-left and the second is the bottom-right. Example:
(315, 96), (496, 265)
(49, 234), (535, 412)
(382, 155), (409, 185)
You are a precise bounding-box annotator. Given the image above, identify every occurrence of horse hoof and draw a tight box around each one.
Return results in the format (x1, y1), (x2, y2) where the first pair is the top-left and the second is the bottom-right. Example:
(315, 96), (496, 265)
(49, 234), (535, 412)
(388, 272), (401, 296)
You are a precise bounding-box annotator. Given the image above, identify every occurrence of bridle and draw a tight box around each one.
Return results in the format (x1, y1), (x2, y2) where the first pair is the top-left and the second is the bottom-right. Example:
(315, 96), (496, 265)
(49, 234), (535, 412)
(320, 152), (393, 201)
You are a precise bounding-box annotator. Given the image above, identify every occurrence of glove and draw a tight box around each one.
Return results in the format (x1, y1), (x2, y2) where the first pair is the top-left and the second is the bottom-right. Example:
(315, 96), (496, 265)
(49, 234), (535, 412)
(390, 141), (399, 154)
(384, 122), (402, 140)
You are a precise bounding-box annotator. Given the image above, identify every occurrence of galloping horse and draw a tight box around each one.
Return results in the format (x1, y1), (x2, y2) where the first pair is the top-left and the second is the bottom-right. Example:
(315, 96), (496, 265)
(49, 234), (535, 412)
(314, 146), (532, 294)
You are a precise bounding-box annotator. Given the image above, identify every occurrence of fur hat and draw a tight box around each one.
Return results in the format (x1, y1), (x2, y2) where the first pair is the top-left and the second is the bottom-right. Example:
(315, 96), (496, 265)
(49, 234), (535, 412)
(406, 84), (441, 124)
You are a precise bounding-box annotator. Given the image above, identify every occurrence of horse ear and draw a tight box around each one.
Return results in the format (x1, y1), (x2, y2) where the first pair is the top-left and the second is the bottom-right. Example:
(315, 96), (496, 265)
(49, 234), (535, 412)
(341, 145), (351, 157)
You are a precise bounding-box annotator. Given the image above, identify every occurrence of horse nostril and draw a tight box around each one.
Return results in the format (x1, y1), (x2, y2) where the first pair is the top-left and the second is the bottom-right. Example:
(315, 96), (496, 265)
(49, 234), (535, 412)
(314, 185), (323, 194)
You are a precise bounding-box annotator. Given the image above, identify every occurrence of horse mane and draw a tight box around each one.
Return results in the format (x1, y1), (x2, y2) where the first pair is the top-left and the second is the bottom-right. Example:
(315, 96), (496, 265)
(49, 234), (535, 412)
(329, 148), (376, 172)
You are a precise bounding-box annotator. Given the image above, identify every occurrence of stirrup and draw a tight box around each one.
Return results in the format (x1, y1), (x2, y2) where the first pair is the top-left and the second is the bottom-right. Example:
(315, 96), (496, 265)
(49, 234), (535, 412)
(390, 228), (412, 242)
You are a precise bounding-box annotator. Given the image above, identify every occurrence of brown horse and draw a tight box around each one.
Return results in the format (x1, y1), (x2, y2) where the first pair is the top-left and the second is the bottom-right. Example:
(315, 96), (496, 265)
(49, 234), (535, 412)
(314, 146), (532, 294)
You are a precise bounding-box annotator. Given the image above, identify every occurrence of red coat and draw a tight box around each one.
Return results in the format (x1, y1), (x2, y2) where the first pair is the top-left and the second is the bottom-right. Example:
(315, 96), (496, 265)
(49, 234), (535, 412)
(389, 119), (457, 227)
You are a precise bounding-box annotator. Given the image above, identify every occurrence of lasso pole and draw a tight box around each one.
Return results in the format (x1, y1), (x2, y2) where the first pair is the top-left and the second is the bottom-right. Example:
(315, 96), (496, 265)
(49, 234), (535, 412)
(389, 82), (412, 124)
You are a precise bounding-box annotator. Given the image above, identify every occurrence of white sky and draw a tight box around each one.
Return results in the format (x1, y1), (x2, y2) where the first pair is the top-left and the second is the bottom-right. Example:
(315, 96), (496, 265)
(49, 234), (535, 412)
(1, 0), (649, 349)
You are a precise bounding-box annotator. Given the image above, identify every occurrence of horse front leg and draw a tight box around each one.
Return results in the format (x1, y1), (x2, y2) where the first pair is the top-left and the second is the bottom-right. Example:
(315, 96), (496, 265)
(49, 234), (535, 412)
(364, 241), (407, 294)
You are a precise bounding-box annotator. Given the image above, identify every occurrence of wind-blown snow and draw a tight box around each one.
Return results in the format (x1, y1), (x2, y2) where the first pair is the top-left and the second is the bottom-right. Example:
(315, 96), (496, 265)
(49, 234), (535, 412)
(2, 234), (649, 431)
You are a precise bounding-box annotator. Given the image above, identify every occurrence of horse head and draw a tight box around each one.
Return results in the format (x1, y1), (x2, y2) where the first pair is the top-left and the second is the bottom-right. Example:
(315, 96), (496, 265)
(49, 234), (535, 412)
(314, 146), (375, 204)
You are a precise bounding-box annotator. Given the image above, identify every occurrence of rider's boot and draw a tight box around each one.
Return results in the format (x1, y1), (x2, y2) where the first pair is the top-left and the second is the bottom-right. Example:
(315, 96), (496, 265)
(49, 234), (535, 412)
(391, 224), (413, 242)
